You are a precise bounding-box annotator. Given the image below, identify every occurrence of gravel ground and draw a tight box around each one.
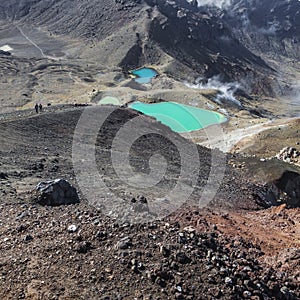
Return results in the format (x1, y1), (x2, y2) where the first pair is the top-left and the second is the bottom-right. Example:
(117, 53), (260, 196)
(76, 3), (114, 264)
(0, 202), (299, 300)
(0, 107), (299, 299)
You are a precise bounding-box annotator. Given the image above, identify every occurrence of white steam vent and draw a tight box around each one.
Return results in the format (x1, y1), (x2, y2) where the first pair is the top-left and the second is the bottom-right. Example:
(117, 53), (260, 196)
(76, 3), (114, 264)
(185, 75), (242, 106)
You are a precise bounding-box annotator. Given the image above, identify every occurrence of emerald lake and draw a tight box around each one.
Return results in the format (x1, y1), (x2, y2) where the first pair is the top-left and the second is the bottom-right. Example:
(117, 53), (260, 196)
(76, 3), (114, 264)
(98, 96), (120, 105)
(129, 101), (227, 133)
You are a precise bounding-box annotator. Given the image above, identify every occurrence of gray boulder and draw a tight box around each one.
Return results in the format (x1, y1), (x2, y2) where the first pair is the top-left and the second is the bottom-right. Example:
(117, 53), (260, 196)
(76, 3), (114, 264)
(0, 172), (8, 180)
(35, 179), (80, 206)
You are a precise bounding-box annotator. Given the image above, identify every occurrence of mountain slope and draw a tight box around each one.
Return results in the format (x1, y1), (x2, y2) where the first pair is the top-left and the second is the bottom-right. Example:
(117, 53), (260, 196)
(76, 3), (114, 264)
(0, 0), (299, 97)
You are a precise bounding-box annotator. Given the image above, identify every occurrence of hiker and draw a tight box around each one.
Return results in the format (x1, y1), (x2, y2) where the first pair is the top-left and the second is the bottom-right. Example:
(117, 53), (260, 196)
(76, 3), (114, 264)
(39, 103), (43, 112)
(35, 103), (39, 113)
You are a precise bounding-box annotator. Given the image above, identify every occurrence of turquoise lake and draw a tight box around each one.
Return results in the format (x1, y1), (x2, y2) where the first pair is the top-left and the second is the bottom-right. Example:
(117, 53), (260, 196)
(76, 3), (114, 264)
(129, 101), (227, 133)
(131, 68), (158, 84)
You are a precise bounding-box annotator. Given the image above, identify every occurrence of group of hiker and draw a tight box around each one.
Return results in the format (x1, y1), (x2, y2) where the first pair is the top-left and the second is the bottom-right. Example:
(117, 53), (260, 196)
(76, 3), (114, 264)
(35, 103), (43, 113)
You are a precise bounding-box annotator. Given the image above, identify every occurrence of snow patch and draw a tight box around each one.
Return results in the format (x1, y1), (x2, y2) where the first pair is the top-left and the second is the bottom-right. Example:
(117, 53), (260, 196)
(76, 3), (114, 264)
(0, 45), (13, 52)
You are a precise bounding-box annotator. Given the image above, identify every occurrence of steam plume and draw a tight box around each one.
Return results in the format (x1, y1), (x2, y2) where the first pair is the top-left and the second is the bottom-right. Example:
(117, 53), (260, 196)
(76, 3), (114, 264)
(185, 75), (242, 107)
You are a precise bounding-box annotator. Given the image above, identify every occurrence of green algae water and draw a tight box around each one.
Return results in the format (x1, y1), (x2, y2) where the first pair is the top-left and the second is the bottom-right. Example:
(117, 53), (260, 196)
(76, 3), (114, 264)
(98, 96), (120, 105)
(129, 101), (227, 133)
(130, 68), (158, 84)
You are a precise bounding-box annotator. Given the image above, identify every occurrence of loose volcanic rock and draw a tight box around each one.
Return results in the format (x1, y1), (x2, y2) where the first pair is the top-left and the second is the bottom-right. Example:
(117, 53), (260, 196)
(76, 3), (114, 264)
(275, 147), (300, 164)
(0, 172), (8, 180)
(33, 179), (80, 206)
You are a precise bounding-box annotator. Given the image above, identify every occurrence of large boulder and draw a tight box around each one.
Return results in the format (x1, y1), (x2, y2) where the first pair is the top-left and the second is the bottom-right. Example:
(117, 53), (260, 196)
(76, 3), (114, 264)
(34, 179), (80, 206)
(0, 172), (8, 180)
(264, 171), (300, 208)
(274, 171), (300, 208)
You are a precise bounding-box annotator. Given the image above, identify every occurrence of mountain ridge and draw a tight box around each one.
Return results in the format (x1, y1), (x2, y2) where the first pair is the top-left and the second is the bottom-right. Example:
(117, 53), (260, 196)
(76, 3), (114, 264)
(0, 0), (299, 98)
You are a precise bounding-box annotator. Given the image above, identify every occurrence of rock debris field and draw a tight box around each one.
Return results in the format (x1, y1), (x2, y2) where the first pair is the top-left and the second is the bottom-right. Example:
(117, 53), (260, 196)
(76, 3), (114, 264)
(0, 106), (299, 299)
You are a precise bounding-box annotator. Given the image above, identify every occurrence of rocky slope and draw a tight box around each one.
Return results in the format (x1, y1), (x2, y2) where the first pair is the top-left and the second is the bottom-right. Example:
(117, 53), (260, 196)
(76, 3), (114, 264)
(0, 105), (264, 211)
(0, 106), (299, 299)
(1, 0), (299, 97)
(0, 201), (299, 300)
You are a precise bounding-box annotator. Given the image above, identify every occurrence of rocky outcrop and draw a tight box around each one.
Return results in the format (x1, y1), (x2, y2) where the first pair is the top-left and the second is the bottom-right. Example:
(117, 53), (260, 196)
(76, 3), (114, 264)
(264, 170), (300, 208)
(34, 179), (80, 206)
(274, 171), (300, 208)
(0, 201), (299, 299)
(275, 147), (300, 164)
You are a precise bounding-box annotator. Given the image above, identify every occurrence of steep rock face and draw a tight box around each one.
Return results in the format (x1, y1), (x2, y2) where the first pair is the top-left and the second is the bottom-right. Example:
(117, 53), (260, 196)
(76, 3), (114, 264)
(144, 0), (279, 94)
(224, 0), (300, 61)
(147, 0), (272, 80)
(221, 0), (300, 96)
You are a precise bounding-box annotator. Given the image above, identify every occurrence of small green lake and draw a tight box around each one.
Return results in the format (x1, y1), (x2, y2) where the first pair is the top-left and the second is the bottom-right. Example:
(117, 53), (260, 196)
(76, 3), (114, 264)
(130, 68), (158, 84)
(98, 96), (120, 105)
(129, 101), (227, 133)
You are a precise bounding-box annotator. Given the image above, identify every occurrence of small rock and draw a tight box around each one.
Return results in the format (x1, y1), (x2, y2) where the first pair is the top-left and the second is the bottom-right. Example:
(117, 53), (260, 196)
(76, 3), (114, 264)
(176, 285), (183, 293)
(96, 231), (107, 240)
(16, 211), (29, 220)
(138, 195), (147, 203)
(74, 241), (92, 254)
(116, 237), (132, 250)
(155, 277), (166, 287)
(17, 224), (26, 232)
(176, 252), (191, 264)
(183, 226), (196, 233)
(175, 292), (185, 300)
(243, 266), (252, 272)
(24, 235), (33, 242)
(219, 267), (228, 275)
(208, 287), (221, 298)
(243, 290), (252, 298)
(178, 232), (187, 244)
(170, 261), (179, 270)
(280, 286), (291, 297)
(160, 245), (171, 257)
(67, 225), (78, 233)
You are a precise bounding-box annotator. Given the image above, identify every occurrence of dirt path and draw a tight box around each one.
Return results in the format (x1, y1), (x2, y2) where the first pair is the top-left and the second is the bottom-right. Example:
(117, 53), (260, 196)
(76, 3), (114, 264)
(15, 24), (59, 60)
(202, 120), (274, 152)
(197, 118), (297, 153)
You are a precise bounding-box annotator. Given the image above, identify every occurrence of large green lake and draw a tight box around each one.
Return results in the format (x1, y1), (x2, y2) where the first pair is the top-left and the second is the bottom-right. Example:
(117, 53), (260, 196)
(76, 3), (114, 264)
(129, 101), (227, 133)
